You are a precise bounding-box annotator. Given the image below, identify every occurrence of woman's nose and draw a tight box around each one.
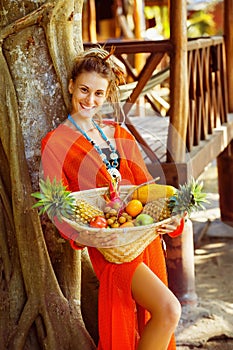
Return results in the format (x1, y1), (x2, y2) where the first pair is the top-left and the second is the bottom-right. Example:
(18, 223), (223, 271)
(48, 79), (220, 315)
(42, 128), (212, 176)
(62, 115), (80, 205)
(85, 93), (95, 105)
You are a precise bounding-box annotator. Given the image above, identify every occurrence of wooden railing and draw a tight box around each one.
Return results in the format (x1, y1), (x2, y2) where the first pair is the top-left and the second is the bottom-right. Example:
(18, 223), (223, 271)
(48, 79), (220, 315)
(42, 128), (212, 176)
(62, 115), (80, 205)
(186, 36), (229, 152)
(84, 37), (230, 168)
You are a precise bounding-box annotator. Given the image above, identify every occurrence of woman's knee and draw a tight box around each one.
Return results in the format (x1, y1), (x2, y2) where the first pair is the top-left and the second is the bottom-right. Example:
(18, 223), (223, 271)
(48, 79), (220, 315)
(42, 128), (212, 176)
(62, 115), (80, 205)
(166, 296), (181, 324)
(131, 263), (181, 327)
(152, 294), (181, 330)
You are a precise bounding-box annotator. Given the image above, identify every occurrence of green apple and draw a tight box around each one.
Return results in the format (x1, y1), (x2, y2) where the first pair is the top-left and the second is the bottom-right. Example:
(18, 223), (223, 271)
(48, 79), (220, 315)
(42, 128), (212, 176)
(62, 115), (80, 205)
(134, 213), (154, 226)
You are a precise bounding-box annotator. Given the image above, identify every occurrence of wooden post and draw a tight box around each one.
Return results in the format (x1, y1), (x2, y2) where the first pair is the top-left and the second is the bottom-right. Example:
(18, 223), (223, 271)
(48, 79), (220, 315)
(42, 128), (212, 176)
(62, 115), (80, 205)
(167, 0), (189, 163)
(134, 0), (146, 73)
(216, 0), (233, 224)
(82, 0), (97, 42)
(217, 140), (233, 222)
(224, 0), (233, 112)
(165, 220), (197, 305)
(165, 0), (198, 305)
(88, 0), (97, 42)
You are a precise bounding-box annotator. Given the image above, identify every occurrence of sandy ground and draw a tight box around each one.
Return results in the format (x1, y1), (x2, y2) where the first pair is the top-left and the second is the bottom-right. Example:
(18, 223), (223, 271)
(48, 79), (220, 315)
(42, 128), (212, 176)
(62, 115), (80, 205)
(175, 163), (233, 349)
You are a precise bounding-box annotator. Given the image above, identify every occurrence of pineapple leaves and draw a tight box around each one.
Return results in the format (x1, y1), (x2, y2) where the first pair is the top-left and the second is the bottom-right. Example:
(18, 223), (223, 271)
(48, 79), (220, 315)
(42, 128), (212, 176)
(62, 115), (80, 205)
(31, 177), (76, 222)
(168, 177), (209, 216)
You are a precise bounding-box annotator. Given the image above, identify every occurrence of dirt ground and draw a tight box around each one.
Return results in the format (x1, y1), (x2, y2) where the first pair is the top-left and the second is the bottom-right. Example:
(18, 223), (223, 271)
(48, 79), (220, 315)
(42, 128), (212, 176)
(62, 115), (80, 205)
(176, 233), (233, 350)
(175, 163), (233, 349)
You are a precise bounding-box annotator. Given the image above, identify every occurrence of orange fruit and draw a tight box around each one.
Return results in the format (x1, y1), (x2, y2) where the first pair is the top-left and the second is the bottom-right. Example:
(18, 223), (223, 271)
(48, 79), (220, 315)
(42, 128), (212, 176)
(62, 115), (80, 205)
(125, 199), (143, 217)
(120, 221), (135, 228)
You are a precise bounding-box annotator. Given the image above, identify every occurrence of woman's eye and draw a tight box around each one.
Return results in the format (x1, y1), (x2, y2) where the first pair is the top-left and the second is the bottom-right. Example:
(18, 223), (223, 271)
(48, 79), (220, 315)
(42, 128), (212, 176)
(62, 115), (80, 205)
(96, 91), (105, 97)
(80, 87), (88, 93)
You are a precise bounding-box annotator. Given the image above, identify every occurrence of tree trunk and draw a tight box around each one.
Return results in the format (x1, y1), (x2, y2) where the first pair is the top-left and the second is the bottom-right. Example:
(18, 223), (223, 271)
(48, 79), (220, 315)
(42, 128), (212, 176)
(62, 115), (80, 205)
(0, 1), (97, 349)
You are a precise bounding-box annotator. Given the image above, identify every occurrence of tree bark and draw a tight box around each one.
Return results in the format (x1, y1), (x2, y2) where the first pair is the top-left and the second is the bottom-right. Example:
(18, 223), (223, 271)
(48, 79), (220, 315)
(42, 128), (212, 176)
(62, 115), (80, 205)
(0, 1), (97, 349)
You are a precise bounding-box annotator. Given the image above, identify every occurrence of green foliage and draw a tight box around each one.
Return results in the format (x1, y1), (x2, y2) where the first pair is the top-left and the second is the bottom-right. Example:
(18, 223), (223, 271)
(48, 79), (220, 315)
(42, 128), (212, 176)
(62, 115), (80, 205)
(31, 177), (76, 222)
(144, 6), (170, 38)
(169, 178), (209, 216)
(187, 11), (216, 37)
(145, 5), (219, 39)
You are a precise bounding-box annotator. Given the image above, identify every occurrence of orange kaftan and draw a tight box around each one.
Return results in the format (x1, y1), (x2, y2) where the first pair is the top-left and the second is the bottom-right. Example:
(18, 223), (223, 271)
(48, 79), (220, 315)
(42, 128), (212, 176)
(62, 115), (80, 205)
(41, 121), (176, 350)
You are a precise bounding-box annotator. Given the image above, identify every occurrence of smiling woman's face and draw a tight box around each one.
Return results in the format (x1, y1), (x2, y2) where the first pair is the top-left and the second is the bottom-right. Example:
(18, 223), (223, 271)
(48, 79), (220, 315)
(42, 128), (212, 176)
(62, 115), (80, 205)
(68, 71), (109, 119)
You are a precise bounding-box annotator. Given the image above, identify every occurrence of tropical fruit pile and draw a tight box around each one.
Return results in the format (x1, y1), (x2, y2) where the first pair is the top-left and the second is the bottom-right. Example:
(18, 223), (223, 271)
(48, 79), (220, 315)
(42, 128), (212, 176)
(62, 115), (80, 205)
(32, 177), (208, 231)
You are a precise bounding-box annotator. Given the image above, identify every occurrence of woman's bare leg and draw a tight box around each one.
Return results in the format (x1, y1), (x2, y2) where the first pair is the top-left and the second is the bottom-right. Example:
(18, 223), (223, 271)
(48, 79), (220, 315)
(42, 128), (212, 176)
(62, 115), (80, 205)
(131, 263), (181, 350)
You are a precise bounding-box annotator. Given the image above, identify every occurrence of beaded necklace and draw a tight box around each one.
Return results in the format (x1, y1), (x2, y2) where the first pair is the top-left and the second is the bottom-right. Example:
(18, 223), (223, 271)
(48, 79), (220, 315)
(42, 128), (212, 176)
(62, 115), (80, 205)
(67, 114), (121, 181)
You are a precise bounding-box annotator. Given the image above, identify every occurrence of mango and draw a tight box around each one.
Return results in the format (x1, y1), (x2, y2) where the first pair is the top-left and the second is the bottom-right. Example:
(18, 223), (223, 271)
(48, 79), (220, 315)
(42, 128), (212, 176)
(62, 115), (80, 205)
(131, 183), (177, 205)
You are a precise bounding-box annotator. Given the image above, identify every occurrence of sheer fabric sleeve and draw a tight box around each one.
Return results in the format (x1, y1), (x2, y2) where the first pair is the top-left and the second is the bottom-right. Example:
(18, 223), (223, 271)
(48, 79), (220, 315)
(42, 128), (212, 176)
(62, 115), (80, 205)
(41, 130), (84, 250)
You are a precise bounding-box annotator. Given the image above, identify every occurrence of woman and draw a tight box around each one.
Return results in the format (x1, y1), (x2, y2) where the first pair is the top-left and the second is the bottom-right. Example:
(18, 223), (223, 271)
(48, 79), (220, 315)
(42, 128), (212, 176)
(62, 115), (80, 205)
(41, 47), (182, 350)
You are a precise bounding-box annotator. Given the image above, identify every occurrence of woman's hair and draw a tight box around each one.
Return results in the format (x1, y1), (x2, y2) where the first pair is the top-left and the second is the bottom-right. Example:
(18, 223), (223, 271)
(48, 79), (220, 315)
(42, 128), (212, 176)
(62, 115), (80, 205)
(70, 46), (125, 110)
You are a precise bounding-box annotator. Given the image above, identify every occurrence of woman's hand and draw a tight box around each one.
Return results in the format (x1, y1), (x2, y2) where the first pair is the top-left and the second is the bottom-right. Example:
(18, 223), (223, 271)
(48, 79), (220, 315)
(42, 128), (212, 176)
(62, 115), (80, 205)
(157, 216), (180, 234)
(157, 213), (187, 237)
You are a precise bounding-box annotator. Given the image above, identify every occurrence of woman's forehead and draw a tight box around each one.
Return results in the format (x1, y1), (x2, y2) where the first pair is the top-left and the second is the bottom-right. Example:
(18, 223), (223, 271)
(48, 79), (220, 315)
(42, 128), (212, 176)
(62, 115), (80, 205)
(74, 71), (109, 90)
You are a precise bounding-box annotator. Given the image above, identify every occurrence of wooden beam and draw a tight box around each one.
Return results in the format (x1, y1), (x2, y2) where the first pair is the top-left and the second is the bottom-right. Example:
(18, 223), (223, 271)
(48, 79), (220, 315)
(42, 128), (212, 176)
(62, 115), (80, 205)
(88, 0), (97, 43)
(168, 0), (189, 163)
(134, 0), (146, 73)
(224, 0), (233, 112)
(123, 52), (165, 114)
(165, 0), (198, 306)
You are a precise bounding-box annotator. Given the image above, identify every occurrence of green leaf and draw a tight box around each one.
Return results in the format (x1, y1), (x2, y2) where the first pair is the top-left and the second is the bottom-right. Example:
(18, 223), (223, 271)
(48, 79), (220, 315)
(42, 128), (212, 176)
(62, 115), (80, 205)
(32, 201), (45, 209)
(31, 177), (75, 220)
(31, 192), (44, 200)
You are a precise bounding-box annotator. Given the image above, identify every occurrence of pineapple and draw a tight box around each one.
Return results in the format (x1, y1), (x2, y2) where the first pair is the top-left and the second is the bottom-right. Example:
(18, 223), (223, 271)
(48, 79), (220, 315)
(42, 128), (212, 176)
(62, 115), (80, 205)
(142, 197), (171, 222)
(142, 178), (208, 222)
(74, 199), (103, 224)
(31, 177), (103, 224)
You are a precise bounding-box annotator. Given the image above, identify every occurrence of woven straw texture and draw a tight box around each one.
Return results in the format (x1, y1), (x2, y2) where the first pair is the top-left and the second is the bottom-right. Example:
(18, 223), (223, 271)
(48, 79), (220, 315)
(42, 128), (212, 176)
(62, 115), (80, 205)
(63, 186), (173, 263)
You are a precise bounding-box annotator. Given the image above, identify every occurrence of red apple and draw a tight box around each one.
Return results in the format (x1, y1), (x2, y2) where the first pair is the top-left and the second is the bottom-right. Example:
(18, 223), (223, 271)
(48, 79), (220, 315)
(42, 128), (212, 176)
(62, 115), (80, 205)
(89, 216), (108, 228)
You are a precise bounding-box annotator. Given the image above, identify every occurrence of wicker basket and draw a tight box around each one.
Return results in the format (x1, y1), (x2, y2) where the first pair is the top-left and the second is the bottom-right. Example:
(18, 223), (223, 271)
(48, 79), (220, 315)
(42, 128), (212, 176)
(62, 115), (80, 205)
(63, 186), (175, 264)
